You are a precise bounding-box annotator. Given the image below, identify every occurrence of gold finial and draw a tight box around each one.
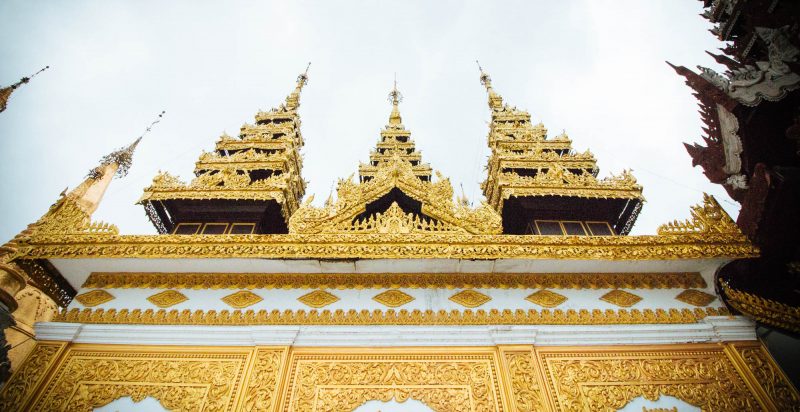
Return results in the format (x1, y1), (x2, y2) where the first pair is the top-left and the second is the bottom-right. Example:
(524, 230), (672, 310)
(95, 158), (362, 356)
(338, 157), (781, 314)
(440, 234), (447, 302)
(476, 60), (503, 110)
(286, 62), (310, 110)
(0, 65), (49, 113)
(387, 74), (403, 126)
(89, 110), (165, 179)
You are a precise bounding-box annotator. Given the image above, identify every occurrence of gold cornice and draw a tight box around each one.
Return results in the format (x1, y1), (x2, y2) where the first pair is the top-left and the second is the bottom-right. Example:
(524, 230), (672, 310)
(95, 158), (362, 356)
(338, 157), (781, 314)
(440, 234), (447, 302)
(82, 272), (707, 290)
(17, 231), (757, 260)
(54, 306), (729, 325)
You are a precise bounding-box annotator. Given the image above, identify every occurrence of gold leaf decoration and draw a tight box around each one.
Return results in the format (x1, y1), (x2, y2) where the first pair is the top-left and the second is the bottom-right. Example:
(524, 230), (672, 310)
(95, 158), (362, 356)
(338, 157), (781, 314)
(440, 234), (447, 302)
(449, 289), (491, 308)
(297, 290), (339, 308)
(675, 289), (716, 307)
(74, 290), (114, 307)
(146, 290), (188, 308)
(600, 289), (642, 308)
(372, 289), (415, 307)
(221, 290), (263, 309)
(525, 289), (567, 308)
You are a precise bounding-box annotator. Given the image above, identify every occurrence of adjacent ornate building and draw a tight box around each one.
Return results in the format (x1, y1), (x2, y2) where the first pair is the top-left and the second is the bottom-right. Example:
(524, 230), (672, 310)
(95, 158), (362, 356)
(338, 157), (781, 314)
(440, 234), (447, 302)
(0, 66), (797, 411)
(669, 0), (800, 368)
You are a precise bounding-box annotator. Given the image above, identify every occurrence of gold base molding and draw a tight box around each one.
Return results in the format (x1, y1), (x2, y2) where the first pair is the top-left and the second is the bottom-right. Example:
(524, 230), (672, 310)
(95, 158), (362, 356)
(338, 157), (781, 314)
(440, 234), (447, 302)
(54, 307), (730, 326)
(82, 272), (708, 290)
(1, 341), (797, 411)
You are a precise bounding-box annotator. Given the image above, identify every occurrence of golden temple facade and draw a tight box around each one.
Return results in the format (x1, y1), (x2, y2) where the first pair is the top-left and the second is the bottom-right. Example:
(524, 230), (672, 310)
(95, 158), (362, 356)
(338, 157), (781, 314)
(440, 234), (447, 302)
(0, 65), (797, 411)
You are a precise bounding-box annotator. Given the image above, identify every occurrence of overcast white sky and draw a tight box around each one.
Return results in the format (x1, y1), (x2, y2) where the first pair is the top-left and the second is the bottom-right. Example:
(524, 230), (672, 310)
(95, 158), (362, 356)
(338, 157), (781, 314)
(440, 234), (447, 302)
(0, 1), (735, 239)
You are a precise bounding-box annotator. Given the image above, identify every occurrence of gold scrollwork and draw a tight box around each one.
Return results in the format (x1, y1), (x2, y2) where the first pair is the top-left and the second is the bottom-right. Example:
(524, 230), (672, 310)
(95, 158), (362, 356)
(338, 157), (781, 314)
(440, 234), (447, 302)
(241, 348), (287, 412)
(53, 307), (729, 326)
(0, 342), (67, 411)
(82, 272), (708, 291)
(30, 346), (251, 412)
(730, 342), (800, 411)
(282, 349), (503, 411)
(538, 345), (761, 411)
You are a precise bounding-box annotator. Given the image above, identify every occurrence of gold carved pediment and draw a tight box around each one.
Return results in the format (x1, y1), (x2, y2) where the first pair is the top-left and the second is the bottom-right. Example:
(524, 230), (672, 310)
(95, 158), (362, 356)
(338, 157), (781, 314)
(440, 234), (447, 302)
(289, 156), (502, 235)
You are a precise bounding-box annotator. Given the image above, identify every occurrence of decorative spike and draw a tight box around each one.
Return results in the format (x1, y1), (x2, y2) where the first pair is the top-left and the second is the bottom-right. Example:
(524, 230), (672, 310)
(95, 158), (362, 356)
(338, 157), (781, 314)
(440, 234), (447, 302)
(89, 110), (165, 179)
(0, 66), (49, 113)
(476, 60), (503, 110)
(286, 62), (311, 110)
(387, 76), (403, 126)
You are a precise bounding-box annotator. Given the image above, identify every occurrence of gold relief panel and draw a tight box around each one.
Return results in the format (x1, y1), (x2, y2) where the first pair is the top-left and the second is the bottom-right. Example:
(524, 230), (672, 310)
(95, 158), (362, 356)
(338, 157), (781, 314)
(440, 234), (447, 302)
(240, 347), (288, 412)
(221, 290), (263, 309)
(29, 345), (253, 412)
(280, 347), (506, 412)
(525, 290), (567, 308)
(449, 289), (492, 308)
(297, 290), (339, 308)
(146, 290), (188, 308)
(537, 344), (762, 412)
(728, 341), (800, 411)
(372, 289), (415, 308)
(600, 289), (642, 308)
(497, 346), (547, 412)
(74, 289), (114, 307)
(675, 289), (716, 307)
(0, 342), (67, 411)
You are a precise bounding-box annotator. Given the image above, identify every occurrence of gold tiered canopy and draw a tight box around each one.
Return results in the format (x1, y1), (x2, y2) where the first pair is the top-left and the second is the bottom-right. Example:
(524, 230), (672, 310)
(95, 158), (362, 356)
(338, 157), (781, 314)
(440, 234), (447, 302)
(358, 81), (432, 182)
(289, 83), (502, 235)
(139, 66), (310, 234)
(477, 64), (645, 235)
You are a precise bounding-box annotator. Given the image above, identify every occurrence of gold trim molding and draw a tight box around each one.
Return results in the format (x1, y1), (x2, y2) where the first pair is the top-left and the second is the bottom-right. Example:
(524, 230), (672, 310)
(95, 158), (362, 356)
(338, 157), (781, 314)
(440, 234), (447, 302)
(82, 272), (708, 291)
(53, 307), (729, 326)
(721, 281), (800, 333)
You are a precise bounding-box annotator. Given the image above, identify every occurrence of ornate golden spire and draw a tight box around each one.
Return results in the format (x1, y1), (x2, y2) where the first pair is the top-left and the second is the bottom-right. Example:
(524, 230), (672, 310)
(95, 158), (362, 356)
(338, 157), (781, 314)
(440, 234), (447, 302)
(285, 62), (310, 110)
(0, 66), (49, 113)
(388, 76), (403, 126)
(476, 61), (503, 110)
(73, 111), (164, 215)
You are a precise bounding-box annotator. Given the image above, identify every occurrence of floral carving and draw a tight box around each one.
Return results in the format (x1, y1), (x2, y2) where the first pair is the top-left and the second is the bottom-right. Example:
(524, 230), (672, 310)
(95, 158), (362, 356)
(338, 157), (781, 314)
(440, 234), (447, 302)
(600, 290), (642, 307)
(146, 290), (188, 308)
(283, 351), (502, 411)
(372, 289), (415, 307)
(675, 289), (716, 307)
(297, 290), (340, 308)
(241, 348), (286, 412)
(449, 290), (491, 308)
(221, 290), (262, 309)
(732, 342), (800, 411)
(525, 290), (567, 308)
(0, 342), (65, 411)
(502, 349), (546, 412)
(74, 289), (115, 307)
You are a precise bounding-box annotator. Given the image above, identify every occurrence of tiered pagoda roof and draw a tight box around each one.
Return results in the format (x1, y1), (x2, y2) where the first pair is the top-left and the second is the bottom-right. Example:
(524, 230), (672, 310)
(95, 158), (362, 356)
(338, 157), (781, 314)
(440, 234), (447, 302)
(139, 66), (310, 234)
(358, 82), (431, 182)
(477, 65), (644, 235)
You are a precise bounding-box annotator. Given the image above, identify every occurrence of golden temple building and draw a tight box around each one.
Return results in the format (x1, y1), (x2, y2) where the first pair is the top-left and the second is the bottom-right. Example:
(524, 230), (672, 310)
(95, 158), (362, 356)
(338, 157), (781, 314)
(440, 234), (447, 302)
(0, 63), (798, 412)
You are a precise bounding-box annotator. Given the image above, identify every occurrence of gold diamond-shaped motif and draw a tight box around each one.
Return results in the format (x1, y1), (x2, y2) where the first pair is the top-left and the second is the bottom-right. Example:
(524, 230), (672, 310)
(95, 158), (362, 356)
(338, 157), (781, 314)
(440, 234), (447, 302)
(147, 290), (188, 308)
(373, 289), (415, 308)
(74, 290), (115, 307)
(675, 289), (716, 307)
(298, 290), (340, 308)
(449, 289), (491, 308)
(221, 290), (263, 309)
(525, 290), (567, 308)
(600, 289), (642, 307)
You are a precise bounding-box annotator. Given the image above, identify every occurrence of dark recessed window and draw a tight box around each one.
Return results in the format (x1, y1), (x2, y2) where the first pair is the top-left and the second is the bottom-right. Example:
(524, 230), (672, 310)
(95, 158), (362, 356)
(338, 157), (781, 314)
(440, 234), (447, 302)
(587, 222), (614, 236)
(201, 223), (228, 235)
(535, 220), (563, 235)
(173, 223), (201, 235)
(229, 223), (256, 234)
(562, 221), (587, 236)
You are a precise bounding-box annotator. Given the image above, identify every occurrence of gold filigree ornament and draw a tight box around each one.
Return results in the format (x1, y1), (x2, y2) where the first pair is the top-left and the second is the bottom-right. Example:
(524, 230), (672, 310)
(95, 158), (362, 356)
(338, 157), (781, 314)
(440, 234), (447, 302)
(297, 290), (339, 308)
(721, 281), (800, 333)
(146, 290), (188, 308)
(74, 289), (114, 307)
(449, 289), (491, 308)
(600, 289), (642, 307)
(221, 290), (263, 309)
(675, 289), (716, 307)
(372, 289), (414, 307)
(525, 289), (567, 308)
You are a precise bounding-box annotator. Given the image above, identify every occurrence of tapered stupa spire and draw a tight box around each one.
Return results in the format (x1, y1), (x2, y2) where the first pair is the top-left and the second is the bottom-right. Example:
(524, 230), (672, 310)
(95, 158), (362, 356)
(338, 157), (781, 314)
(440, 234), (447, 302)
(285, 62), (311, 110)
(388, 75), (403, 126)
(476, 61), (503, 110)
(0, 66), (49, 113)
(72, 111), (164, 215)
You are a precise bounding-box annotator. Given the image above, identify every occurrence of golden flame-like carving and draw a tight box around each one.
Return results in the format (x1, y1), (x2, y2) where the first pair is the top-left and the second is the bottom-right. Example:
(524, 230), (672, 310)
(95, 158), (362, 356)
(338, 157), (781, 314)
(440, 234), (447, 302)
(221, 290), (263, 309)
(372, 289), (415, 308)
(74, 290), (115, 307)
(675, 289), (716, 307)
(289, 156), (502, 235)
(525, 289), (568, 308)
(449, 289), (492, 308)
(146, 290), (188, 308)
(657, 193), (742, 236)
(297, 290), (340, 308)
(600, 289), (642, 308)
